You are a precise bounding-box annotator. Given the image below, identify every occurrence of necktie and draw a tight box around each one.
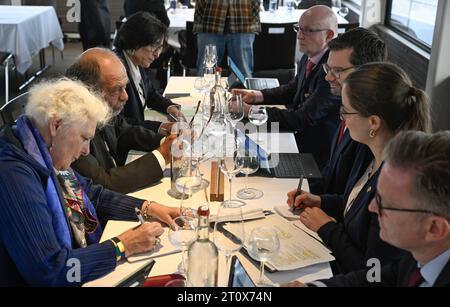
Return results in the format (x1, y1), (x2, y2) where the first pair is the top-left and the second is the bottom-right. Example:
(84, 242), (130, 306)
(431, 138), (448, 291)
(337, 120), (346, 145)
(305, 59), (315, 79)
(407, 267), (424, 287)
(138, 80), (146, 107)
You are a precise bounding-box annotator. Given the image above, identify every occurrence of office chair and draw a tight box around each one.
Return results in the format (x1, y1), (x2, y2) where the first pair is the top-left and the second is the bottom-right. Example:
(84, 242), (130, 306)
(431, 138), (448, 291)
(253, 22), (297, 84)
(0, 0), (12, 4)
(297, 0), (332, 9)
(179, 21), (198, 76)
(0, 92), (29, 126)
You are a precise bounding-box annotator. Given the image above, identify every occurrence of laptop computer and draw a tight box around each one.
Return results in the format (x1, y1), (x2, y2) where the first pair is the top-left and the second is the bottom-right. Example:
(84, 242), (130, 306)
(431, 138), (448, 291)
(227, 56), (280, 90)
(236, 129), (322, 179)
(228, 256), (256, 287)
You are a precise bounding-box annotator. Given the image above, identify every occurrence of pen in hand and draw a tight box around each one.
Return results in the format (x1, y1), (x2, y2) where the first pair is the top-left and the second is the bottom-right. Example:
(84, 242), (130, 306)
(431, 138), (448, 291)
(135, 207), (145, 224)
(291, 175), (304, 213)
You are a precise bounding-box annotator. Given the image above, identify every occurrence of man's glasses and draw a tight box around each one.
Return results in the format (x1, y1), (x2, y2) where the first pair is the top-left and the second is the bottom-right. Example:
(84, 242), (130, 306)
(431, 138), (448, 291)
(149, 43), (165, 55)
(374, 191), (441, 218)
(339, 105), (358, 120)
(293, 25), (329, 36)
(322, 63), (355, 79)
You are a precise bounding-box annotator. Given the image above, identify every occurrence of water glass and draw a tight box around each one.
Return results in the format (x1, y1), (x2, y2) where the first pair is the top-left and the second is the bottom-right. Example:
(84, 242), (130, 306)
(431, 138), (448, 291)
(236, 150), (263, 200)
(248, 106), (268, 144)
(168, 216), (198, 275)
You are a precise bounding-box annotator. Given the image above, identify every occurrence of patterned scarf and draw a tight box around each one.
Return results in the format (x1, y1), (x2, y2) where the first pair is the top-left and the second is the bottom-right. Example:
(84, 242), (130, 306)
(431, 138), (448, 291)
(14, 116), (102, 249)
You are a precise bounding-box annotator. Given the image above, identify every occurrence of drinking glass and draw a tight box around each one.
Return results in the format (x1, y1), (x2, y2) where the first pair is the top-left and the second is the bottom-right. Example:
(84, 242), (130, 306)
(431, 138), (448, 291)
(213, 204), (245, 285)
(179, 181), (210, 217)
(219, 135), (245, 208)
(248, 105), (268, 144)
(236, 150), (263, 200)
(168, 216), (198, 275)
(339, 6), (349, 18)
(247, 226), (280, 286)
(204, 44), (217, 69)
(293, 0), (302, 9)
(226, 93), (244, 128)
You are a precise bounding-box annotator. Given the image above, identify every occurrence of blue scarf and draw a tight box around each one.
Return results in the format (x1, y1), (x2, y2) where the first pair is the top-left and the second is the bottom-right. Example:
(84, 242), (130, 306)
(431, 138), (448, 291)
(14, 116), (102, 249)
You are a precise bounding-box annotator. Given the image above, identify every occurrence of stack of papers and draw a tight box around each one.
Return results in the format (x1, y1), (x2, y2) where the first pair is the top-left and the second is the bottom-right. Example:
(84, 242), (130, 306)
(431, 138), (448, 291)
(209, 208), (266, 223)
(224, 214), (334, 271)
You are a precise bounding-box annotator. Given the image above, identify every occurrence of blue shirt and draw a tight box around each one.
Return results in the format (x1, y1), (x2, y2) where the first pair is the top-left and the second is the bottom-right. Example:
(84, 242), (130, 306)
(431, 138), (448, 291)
(419, 248), (450, 287)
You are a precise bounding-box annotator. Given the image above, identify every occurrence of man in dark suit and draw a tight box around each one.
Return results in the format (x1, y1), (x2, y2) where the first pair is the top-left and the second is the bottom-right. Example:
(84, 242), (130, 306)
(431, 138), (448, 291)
(285, 131), (450, 287)
(79, 0), (111, 51)
(308, 28), (387, 195)
(67, 48), (176, 194)
(234, 5), (341, 169)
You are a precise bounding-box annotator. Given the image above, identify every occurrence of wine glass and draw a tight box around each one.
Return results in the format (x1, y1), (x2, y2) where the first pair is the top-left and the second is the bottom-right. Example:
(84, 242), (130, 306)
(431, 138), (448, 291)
(236, 150), (264, 200)
(213, 203), (245, 286)
(248, 105), (268, 145)
(178, 178), (210, 217)
(226, 93), (244, 128)
(219, 135), (246, 208)
(247, 226), (280, 286)
(168, 216), (198, 275)
(204, 44), (217, 70)
(338, 6), (349, 18)
(293, 0), (302, 9)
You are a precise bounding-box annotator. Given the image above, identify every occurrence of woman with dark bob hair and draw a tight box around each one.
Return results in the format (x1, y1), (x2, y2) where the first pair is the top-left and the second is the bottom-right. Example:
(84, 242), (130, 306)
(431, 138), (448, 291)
(287, 62), (431, 273)
(114, 11), (185, 134)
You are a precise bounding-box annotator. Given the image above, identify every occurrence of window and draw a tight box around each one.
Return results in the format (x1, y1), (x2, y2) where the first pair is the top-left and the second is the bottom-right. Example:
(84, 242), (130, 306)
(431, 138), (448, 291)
(386, 0), (438, 49)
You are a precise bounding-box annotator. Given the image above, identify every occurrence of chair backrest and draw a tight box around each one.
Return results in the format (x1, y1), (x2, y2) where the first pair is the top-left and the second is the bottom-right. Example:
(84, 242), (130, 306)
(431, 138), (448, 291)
(0, 0), (12, 5)
(181, 21), (198, 71)
(297, 0), (332, 9)
(253, 22), (297, 70)
(0, 92), (29, 126)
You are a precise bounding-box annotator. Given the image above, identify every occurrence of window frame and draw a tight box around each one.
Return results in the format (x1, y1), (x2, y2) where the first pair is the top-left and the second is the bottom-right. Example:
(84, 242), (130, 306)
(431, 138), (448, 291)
(385, 0), (437, 52)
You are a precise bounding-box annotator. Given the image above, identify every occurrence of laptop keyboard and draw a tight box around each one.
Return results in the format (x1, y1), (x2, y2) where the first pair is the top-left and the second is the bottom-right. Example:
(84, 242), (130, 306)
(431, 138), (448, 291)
(270, 153), (322, 179)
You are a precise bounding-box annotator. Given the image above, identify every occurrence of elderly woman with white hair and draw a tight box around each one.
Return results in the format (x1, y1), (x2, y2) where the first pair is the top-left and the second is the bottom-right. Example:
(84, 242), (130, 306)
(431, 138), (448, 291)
(0, 79), (179, 286)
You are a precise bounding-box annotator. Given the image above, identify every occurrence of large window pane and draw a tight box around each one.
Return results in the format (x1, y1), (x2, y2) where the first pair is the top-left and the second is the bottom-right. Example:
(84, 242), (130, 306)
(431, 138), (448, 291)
(389, 0), (438, 46)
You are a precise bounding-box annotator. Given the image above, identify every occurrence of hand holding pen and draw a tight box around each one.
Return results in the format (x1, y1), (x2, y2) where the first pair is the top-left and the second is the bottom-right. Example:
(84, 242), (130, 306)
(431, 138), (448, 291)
(135, 207), (161, 246)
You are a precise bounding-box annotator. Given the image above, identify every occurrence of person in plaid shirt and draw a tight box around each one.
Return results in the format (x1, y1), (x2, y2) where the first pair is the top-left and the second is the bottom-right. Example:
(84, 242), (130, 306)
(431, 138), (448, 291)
(194, 0), (261, 77)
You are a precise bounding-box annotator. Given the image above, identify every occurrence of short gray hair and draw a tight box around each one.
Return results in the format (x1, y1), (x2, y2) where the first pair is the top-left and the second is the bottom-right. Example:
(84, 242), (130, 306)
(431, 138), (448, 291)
(25, 78), (112, 127)
(384, 131), (450, 218)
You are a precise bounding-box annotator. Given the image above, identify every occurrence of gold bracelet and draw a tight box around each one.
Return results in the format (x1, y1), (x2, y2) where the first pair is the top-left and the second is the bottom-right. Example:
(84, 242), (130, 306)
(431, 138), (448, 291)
(143, 201), (155, 220)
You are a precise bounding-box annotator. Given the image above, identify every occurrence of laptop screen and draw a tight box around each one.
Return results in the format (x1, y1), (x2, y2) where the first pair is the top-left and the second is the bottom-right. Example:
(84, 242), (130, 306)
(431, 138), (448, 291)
(228, 256), (255, 287)
(227, 56), (246, 86)
(236, 129), (271, 170)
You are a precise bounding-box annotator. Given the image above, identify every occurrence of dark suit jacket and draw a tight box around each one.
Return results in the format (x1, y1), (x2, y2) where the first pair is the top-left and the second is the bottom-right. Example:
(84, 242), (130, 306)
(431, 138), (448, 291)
(317, 150), (405, 274)
(321, 253), (450, 287)
(116, 49), (177, 132)
(79, 0), (111, 51)
(310, 128), (367, 195)
(71, 116), (164, 194)
(123, 0), (170, 26)
(261, 52), (341, 170)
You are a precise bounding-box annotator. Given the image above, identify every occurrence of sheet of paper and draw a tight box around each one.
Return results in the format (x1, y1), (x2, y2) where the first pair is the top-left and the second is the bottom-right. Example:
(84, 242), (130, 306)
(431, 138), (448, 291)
(101, 220), (180, 263)
(209, 207), (266, 223)
(274, 205), (301, 221)
(225, 215), (334, 271)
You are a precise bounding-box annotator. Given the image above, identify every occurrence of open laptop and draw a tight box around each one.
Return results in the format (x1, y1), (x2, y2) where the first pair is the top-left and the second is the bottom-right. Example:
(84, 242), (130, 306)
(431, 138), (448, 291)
(236, 129), (322, 179)
(228, 256), (256, 287)
(227, 56), (280, 90)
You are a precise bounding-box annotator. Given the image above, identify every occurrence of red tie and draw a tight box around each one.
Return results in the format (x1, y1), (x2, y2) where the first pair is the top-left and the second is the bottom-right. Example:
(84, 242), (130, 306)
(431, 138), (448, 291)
(337, 120), (346, 145)
(407, 267), (424, 287)
(305, 59), (315, 79)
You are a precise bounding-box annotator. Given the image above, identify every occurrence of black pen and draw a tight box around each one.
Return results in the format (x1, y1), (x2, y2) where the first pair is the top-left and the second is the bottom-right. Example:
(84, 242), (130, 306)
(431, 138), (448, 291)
(168, 113), (179, 122)
(291, 175), (304, 213)
(134, 207), (145, 224)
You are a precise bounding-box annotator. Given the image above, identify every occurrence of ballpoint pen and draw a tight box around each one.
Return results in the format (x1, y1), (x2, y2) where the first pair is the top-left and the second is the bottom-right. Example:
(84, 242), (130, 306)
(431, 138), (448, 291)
(134, 207), (145, 224)
(168, 113), (179, 122)
(291, 175), (304, 213)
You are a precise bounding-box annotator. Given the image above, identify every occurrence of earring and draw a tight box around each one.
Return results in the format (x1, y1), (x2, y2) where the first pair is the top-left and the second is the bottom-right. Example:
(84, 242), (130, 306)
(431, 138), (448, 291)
(369, 129), (377, 138)
(48, 141), (54, 151)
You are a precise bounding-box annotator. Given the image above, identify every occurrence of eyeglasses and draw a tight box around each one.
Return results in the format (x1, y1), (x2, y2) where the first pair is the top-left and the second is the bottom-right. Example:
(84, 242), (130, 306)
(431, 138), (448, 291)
(374, 191), (441, 218)
(293, 25), (329, 36)
(322, 63), (355, 79)
(339, 105), (358, 120)
(149, 43), (164, 55)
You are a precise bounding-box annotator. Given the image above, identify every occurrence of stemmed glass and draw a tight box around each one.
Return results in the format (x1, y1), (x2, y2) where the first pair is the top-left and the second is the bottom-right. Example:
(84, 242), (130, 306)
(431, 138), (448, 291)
(168, 216), (198, 275)
(178, 179), (210, 218)
(247, 226), (280, 287)
(248, 105), (268, 145)
(236, 150), (264, 200)
(203, 44), (217, 70)
(293, 0), (302, 9)
(226, 93), (244, 129)
(219, 135), (246, 208)
(213, 204), (245, 285)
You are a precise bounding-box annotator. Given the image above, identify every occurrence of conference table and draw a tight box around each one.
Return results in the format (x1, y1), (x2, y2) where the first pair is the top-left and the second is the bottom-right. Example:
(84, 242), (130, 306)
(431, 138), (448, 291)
(0, 5), (64, 89)
(84, 76), (333, 287)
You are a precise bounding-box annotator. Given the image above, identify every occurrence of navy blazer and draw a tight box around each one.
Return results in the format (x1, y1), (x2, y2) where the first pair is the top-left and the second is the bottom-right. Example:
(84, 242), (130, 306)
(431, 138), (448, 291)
(310, 128), (368, 195)
(116, 49), (177, 132)
(261, 52), (341, 170)
(321, 253), (450, 287)
(317, 149), (405, 274)
(79, 0), (111, 50)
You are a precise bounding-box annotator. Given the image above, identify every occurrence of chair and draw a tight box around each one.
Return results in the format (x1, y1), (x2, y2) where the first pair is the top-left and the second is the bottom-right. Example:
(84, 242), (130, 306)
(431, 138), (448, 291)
(297, 0), (332, 9)
(0, 0), (12, 4)
(179, 21), (198, 76)
(0, 92), (29, 126)
(0, 52), (14, 106)
(253, 22), (297, 84)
